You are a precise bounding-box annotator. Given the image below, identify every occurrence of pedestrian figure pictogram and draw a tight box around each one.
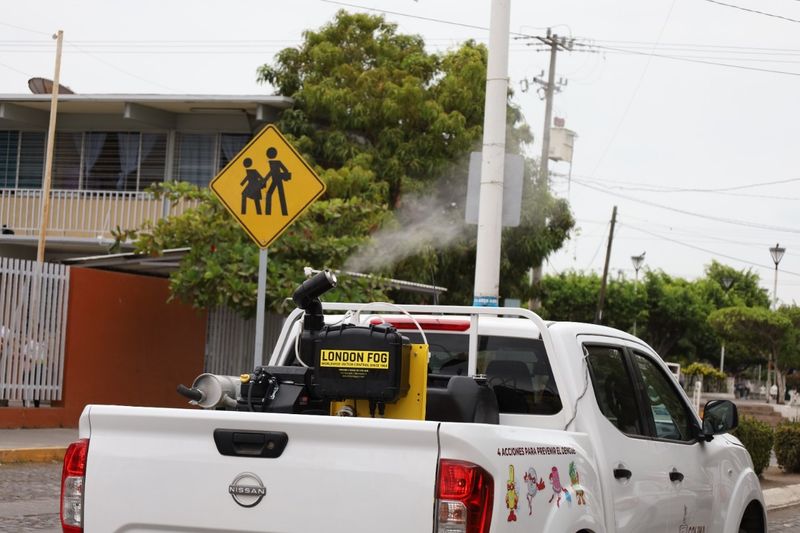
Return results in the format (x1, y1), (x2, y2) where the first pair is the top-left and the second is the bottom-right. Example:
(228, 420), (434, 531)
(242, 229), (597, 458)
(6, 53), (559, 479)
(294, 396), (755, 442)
(209, 124), (326, 248)
(264, 146), (291, 216)
(240, 157), (265, 215)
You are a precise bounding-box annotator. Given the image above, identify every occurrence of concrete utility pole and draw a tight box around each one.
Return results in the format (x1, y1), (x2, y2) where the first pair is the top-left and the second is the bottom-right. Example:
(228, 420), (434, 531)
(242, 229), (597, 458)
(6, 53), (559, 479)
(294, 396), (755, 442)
(525, 30), (572, 307)
(595, 205), (618, 324)
(534, 30), (572, 188)
(37, 30), (64, 263)
(631, 252), (645, 336)
(473, 0), (510, 307)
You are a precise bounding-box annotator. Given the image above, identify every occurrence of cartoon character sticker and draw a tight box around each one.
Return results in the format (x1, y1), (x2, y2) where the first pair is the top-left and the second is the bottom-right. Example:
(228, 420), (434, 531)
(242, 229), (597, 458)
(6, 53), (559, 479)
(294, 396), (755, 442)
(548, 466), (569, 508)
(568, 461), (587, 505)
(523, 467), (546, 516)
(505, 465), (519, 522)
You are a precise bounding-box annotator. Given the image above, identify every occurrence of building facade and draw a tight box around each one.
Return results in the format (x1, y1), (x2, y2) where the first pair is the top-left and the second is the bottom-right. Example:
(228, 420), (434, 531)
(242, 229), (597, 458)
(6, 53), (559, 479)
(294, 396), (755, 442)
(0, 94), (292, 260)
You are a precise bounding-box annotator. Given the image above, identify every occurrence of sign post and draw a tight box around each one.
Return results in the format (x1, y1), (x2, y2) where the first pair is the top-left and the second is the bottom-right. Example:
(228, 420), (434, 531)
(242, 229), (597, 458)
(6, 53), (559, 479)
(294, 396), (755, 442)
(210, 125), (326, 367)
(253, 248), (268, 369)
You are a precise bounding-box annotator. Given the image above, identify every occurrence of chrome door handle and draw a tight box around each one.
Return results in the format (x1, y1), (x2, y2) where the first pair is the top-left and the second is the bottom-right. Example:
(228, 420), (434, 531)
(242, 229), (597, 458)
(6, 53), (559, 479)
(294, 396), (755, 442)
(614, 468), (632, 480)
(669, 470), (684, 483)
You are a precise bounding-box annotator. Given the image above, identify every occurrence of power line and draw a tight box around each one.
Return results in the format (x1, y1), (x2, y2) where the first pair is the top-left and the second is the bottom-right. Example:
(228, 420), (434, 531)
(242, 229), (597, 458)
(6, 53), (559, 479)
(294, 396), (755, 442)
(586, 221), (611, 269)
(588, 0), (678, 175)
(319, 0), (545, 37)
(575, 38), (800, 54)
(620, 222), (800, 277)
(64, 41), (175, 91)
(596, 50), (800, 65)
(622, 213), (800, 248)
(569, 177), (800, 234)
(0, 61), (32, 78)
(553, 174), (800, 201)
(703, 0), (800, 24)
(584, 43), (800, 77)
(568, 174), (800, 193)
(0, 21), (51, 36)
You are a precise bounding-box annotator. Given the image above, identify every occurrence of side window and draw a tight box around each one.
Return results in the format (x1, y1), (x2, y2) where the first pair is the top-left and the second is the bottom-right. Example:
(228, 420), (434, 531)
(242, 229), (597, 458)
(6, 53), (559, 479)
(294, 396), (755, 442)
(479, 336), (562, 415)
(633, 352), (695, 442)
(585, 345), (645, 436)
(405, 332), (562, 415)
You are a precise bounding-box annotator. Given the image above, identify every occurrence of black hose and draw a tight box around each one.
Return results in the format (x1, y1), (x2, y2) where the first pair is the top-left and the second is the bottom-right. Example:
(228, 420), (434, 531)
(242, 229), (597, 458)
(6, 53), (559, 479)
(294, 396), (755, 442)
(177, 384), (203, 402)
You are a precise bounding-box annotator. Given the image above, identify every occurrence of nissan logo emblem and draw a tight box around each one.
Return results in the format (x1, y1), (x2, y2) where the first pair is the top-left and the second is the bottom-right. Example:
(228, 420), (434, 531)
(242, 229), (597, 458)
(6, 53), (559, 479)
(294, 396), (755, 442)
(228, 472), (267, 508)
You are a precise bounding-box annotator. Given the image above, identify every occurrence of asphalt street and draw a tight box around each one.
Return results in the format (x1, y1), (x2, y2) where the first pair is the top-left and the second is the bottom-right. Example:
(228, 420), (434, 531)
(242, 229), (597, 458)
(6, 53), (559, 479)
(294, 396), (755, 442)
(0, 462), (60, 533)
(1, 461), (800, 532)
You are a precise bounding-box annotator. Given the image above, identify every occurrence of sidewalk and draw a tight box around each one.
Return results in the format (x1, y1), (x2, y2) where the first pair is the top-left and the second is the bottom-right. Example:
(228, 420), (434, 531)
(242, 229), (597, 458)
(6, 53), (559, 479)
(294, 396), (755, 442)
(762, 465), (800, 511)
(2, 427), (800, 511)
(0, 428), (77, 464)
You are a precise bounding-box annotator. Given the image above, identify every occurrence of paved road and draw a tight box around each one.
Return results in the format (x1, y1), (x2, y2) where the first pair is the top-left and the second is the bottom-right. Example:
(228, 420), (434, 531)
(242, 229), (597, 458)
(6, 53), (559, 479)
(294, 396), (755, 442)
(769, 504), (800, 531)
(0, 462), (60, 533)
(2, 462), (800, 532)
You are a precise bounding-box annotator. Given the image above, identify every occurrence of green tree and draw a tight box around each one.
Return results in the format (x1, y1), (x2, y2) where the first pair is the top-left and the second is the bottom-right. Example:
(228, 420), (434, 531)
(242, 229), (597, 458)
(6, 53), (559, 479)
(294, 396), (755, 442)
(708, 306), (793, 403)
(257, 10), (572, 305)
(124, 11), (573, 314)
(122, 181), (390, 316)
(674, 261), (769, 372)
(535, 264), (770, 365)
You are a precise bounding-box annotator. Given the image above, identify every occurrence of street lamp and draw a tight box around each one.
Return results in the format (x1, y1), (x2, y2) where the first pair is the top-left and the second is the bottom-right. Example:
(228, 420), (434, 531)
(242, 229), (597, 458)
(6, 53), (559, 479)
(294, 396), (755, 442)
(767, 243), (785, 403)
(769, 243), (786, 310)
(631, 252), (645, 336)
(719, 276), (734, 373)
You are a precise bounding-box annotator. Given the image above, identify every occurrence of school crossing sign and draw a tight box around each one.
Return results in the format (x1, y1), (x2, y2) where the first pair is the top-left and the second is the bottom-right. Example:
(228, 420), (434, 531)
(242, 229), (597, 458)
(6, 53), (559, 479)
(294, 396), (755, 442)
(210, 124), (326, 248)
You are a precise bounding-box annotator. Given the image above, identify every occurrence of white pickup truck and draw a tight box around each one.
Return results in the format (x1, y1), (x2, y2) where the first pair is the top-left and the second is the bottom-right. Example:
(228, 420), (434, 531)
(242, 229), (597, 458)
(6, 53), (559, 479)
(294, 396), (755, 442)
(59, 282), (765, 533)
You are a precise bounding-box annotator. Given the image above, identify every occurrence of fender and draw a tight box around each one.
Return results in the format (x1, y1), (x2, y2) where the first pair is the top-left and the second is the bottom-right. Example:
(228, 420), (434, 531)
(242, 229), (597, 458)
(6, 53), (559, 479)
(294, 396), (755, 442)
(722, 466), (765, 533)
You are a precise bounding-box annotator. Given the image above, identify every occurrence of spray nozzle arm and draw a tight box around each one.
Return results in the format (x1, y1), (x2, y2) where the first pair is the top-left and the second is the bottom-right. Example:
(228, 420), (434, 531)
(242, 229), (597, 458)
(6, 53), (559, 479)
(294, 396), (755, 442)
(292, 270), (337, 310)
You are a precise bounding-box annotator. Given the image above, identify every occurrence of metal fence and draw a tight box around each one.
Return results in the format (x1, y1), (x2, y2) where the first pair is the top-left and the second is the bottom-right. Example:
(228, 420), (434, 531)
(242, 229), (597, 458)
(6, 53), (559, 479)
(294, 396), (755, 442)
(205, 307), (286, 376)
(0, 189), (199, 239)
(0, 258), (70, 403)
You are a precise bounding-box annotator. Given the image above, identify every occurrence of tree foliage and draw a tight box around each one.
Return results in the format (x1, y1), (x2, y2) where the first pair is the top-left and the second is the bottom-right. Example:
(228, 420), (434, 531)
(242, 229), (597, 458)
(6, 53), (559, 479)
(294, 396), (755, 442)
(256, 10), (573, 306)
(708, 305), (795, 402)
(536, 261), (773, 368)
(121, 10), (575, 316)
(119, 181), (391, 317)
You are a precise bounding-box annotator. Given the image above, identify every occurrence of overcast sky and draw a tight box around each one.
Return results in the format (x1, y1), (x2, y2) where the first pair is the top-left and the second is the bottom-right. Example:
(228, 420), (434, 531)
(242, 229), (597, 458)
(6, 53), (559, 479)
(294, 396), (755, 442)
(2, 0), (799, 306)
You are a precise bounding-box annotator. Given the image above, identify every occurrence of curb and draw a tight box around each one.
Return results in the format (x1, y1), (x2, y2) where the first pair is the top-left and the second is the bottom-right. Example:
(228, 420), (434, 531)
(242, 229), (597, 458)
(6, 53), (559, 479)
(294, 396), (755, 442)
(0, 447), (67, 464)
(764, 483), (800, 511)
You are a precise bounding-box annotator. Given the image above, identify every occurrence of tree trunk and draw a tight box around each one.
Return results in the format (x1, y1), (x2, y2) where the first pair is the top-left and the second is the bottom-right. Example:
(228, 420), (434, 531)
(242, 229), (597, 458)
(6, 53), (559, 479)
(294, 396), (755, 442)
(777, 370), (786, 405)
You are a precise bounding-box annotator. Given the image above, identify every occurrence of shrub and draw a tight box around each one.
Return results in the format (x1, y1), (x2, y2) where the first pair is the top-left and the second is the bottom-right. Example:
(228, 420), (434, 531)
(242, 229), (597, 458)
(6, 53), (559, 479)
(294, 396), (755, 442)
(732, 415), (774, 476)
(774, 421), (800, 473)
(683, 362), (727, 393)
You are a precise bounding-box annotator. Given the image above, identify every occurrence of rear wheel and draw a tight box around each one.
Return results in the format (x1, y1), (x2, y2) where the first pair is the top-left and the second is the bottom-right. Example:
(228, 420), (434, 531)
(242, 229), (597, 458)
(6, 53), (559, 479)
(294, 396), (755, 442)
(738, 500), (765, 533)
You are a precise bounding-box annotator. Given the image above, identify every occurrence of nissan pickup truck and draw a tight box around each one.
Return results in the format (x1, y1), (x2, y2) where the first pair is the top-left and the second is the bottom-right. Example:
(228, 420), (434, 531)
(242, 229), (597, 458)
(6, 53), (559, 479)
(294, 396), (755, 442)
(60, 272), (765, 533)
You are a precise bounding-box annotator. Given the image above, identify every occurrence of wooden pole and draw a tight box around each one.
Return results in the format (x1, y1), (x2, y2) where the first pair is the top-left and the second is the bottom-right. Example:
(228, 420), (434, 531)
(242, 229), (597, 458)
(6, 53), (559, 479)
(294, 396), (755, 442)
(595, 205), (617, 324)
(37, 30), (64, 263)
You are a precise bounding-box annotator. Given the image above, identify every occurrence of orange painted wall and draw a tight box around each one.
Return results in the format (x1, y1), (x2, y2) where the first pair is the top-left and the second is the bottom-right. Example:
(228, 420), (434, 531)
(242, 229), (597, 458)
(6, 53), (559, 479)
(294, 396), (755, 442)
(1, 268), (206, 428)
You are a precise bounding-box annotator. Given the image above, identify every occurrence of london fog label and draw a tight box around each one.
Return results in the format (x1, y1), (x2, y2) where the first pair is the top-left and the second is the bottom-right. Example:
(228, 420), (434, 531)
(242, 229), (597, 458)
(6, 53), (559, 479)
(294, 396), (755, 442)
(320, 350), (390, 369)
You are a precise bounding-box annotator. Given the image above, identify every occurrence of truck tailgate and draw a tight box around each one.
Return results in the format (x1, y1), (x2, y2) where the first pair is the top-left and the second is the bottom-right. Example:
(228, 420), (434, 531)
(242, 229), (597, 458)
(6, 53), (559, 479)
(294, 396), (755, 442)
(82, 405), (440, 533)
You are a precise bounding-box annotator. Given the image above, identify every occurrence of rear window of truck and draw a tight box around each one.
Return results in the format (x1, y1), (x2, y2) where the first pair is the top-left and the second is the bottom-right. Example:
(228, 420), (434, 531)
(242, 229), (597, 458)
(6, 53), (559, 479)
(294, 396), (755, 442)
(404, 332), (562, 415)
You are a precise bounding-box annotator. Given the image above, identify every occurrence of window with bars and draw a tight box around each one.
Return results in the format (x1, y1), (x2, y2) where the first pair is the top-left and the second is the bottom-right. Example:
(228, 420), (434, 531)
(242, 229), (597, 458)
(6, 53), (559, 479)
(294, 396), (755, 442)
(0, 130), (249, 191)
(0, 131), (45, 189)
(175, 132), (250, 187)
(53, 132), (169, 191)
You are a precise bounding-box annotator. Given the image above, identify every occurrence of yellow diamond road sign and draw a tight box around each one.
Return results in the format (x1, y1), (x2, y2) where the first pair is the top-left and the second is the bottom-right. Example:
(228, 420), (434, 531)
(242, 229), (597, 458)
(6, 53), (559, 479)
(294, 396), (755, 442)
(210, 124), (326, 248)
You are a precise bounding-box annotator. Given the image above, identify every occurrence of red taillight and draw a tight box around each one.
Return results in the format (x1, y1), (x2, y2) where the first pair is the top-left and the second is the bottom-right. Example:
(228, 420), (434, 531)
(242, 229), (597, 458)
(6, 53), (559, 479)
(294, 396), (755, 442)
(436, 459), (493, 533)
(61, 439), (89, 533)
(369, 317), (471, 332)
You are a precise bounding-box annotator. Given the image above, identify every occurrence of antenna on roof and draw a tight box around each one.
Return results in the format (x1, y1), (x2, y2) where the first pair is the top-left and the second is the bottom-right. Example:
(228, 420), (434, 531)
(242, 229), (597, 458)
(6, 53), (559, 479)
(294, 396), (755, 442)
(28, 77), (74, 95)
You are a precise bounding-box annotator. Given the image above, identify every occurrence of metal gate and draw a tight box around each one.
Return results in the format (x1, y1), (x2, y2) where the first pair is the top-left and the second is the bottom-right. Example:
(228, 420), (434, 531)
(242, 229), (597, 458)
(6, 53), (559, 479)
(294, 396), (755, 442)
(0, 258), (70, 403)
(205, 307), (285, 376)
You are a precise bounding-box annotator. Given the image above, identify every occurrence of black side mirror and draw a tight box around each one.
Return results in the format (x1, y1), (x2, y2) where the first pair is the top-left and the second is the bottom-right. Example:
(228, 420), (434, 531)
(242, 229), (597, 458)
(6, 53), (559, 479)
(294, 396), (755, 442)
(701, 400), (738, 440)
